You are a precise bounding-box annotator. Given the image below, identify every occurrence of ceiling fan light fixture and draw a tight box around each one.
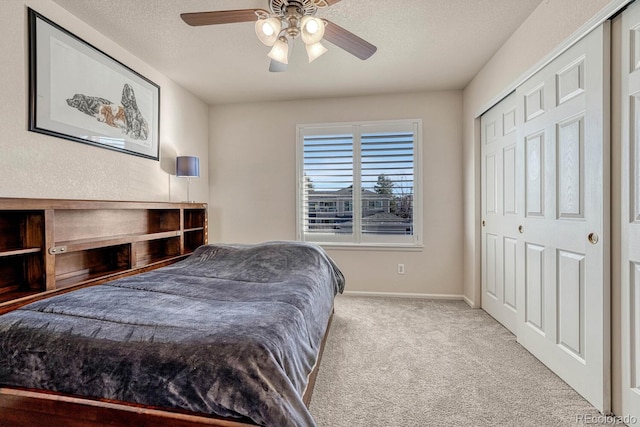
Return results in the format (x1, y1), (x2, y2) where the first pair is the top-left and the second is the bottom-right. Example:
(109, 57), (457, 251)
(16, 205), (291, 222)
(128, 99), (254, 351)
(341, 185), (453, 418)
(300, 16), (325, 44)
(305, 41), (327, 63)
(255, 17), (281, 46)
(268, 37), (289, 64)
(181, 0), (378, 72)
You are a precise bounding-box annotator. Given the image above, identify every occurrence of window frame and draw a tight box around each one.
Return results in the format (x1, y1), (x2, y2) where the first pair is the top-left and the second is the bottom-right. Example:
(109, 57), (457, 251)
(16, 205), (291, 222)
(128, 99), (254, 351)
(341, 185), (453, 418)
(296, 119), (423, 248)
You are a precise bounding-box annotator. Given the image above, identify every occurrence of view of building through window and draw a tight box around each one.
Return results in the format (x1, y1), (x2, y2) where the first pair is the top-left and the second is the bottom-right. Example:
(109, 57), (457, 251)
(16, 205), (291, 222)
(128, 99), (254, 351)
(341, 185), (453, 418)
(298, 120), (420, 245)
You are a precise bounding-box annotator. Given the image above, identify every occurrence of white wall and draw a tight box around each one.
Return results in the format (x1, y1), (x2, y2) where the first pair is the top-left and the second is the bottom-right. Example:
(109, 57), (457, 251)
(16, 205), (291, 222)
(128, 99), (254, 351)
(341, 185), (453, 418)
(210, 91), (463, 296)
(0, 0), (209, 203)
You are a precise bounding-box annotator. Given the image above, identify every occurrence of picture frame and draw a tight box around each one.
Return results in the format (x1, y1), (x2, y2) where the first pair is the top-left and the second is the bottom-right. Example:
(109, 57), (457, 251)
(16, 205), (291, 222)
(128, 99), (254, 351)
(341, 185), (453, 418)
(28, 8), (160, 160)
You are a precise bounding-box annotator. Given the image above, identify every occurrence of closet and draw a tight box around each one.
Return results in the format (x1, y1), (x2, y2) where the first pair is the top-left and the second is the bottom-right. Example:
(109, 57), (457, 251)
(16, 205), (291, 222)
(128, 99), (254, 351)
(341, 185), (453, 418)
(481, 23), (609, 412)
(481, 2), (640, 419)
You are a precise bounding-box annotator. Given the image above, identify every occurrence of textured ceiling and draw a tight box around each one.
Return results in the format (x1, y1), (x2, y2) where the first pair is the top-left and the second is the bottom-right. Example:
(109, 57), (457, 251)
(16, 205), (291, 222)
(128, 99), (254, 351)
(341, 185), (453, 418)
(51, 0), (542, 105)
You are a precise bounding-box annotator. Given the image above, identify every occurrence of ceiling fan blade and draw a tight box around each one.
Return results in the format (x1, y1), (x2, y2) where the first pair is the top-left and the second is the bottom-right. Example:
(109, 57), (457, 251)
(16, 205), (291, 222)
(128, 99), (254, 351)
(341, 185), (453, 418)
(269, 59), (288, 72)
(322, 20), (377, 60)
(181, 9), (262, 26)
(324, 0), (343, 5)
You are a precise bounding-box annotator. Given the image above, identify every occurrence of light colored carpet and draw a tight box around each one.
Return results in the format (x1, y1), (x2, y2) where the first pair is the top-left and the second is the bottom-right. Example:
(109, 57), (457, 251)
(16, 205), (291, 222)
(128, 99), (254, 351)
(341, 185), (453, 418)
(309, 296), (623, 427)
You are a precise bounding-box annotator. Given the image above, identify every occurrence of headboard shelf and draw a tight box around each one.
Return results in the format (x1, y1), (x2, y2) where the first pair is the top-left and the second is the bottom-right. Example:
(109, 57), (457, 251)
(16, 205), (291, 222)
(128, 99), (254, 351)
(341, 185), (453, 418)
(55, 230), (182, 253)
(0, 247), (41, 257)
(0, 198), (208, 314)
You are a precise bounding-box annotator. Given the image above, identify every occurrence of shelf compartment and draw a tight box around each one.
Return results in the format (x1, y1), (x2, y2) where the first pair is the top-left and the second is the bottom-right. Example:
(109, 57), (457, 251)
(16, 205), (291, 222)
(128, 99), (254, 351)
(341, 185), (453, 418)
(0, 212), (27, 251)
(0, 211), (44, 252)
(54, 244), (131, 289)
(184, 230), (205, 253)
(0, 253), (45, 296)
(184, 209), (206, 230)
(151, 209), (181, 233)
(133, 236), (181, 268)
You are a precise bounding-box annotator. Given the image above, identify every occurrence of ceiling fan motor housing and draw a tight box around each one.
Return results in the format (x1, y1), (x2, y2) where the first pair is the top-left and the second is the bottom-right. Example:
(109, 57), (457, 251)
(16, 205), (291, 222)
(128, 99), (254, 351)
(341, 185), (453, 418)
(270, 0), (318, 17)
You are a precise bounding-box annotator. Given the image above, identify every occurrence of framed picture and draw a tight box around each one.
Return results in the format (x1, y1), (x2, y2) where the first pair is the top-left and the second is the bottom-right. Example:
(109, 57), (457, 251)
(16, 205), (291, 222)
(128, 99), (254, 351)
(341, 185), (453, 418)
(28, 8), (160, 160)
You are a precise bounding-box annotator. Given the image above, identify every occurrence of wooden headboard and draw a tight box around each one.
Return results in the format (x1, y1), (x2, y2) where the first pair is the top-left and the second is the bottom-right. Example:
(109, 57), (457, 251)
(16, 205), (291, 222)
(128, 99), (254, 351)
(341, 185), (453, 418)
(0, 198), (207, 314)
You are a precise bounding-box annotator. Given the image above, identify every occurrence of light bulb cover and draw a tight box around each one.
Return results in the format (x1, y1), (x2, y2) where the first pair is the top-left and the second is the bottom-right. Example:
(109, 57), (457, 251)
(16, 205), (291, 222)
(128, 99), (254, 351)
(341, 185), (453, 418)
(268, 37), (289, 64)
(305, 41), (328, 62)
(255, 17), (281, 46)
(300, 16), (325, 44)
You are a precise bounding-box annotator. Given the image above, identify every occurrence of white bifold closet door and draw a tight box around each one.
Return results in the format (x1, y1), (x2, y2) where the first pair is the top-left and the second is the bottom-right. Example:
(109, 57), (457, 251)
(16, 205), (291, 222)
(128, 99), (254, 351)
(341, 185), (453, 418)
(619, 1), (640, 421)
(481, 93), (519, 334)
(482, 23), (610, 413)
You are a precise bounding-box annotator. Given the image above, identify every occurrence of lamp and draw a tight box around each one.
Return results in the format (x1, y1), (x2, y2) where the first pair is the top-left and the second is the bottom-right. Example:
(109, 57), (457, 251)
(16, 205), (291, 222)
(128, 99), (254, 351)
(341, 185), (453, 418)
(268, 37), (289, 64)
(254, 5), (327, 64)
(300, 16), (324, 44)
(176, 156), (200, 203)
(305, 41), (328, 63)
(255, 17), (281, 46)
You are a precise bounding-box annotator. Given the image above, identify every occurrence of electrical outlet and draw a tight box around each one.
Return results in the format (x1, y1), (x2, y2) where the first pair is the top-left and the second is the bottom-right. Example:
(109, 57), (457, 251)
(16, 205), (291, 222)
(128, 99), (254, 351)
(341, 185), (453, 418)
(397, 263), (405, 275)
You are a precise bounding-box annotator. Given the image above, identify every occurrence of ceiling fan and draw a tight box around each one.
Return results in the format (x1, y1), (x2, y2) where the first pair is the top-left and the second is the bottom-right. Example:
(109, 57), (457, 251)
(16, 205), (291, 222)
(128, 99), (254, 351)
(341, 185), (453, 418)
(180, 0), (377, 72)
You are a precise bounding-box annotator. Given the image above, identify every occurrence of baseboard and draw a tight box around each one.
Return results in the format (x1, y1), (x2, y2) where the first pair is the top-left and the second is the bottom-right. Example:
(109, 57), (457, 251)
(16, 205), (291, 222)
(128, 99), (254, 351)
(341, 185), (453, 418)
(341, 291), (464, 300)
(462, 295), (476, 308)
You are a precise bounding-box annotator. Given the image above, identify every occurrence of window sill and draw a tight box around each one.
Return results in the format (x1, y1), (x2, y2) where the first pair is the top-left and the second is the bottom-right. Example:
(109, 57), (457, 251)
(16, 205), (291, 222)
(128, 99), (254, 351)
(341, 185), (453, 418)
(316, 243), (424, 252)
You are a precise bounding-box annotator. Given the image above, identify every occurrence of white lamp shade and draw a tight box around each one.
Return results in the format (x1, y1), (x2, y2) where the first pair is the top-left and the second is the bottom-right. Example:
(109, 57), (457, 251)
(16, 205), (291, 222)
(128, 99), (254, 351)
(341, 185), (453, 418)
(268, 38), (289, 64)
(300, 16), (325, 44)
(176, 156), (200, 177)
(305, 42), (328, 62)
(255, 17), (281, 46)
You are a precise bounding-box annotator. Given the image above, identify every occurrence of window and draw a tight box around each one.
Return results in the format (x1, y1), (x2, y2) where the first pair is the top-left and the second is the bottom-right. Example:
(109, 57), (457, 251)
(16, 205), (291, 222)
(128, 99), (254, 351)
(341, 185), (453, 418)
(297, 119), (421, 246)
(318, 201), (336, 212)
(368, 200), (383, 209)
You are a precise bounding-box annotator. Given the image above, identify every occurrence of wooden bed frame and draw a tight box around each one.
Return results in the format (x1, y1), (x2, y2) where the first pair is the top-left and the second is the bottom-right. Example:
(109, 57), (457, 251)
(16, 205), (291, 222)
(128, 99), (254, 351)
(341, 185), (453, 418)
(0, 309), (333, 427)
(0, 199), (335, 426)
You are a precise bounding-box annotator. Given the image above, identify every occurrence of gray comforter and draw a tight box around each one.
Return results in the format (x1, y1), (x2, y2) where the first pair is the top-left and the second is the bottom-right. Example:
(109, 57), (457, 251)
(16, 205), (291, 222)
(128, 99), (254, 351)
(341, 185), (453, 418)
(0, 241), (344, 427)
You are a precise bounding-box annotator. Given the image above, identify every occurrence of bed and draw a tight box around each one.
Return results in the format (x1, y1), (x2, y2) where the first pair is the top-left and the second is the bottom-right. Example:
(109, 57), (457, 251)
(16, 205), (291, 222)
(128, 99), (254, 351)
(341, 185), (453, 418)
(0, 241), (344, 427)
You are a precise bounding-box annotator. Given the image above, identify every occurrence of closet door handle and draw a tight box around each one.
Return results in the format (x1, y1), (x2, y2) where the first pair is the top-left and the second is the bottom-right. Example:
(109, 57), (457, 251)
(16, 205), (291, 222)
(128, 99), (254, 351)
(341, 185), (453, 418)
(588, 232), (599, 244)
(518, 225), (524, 234)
